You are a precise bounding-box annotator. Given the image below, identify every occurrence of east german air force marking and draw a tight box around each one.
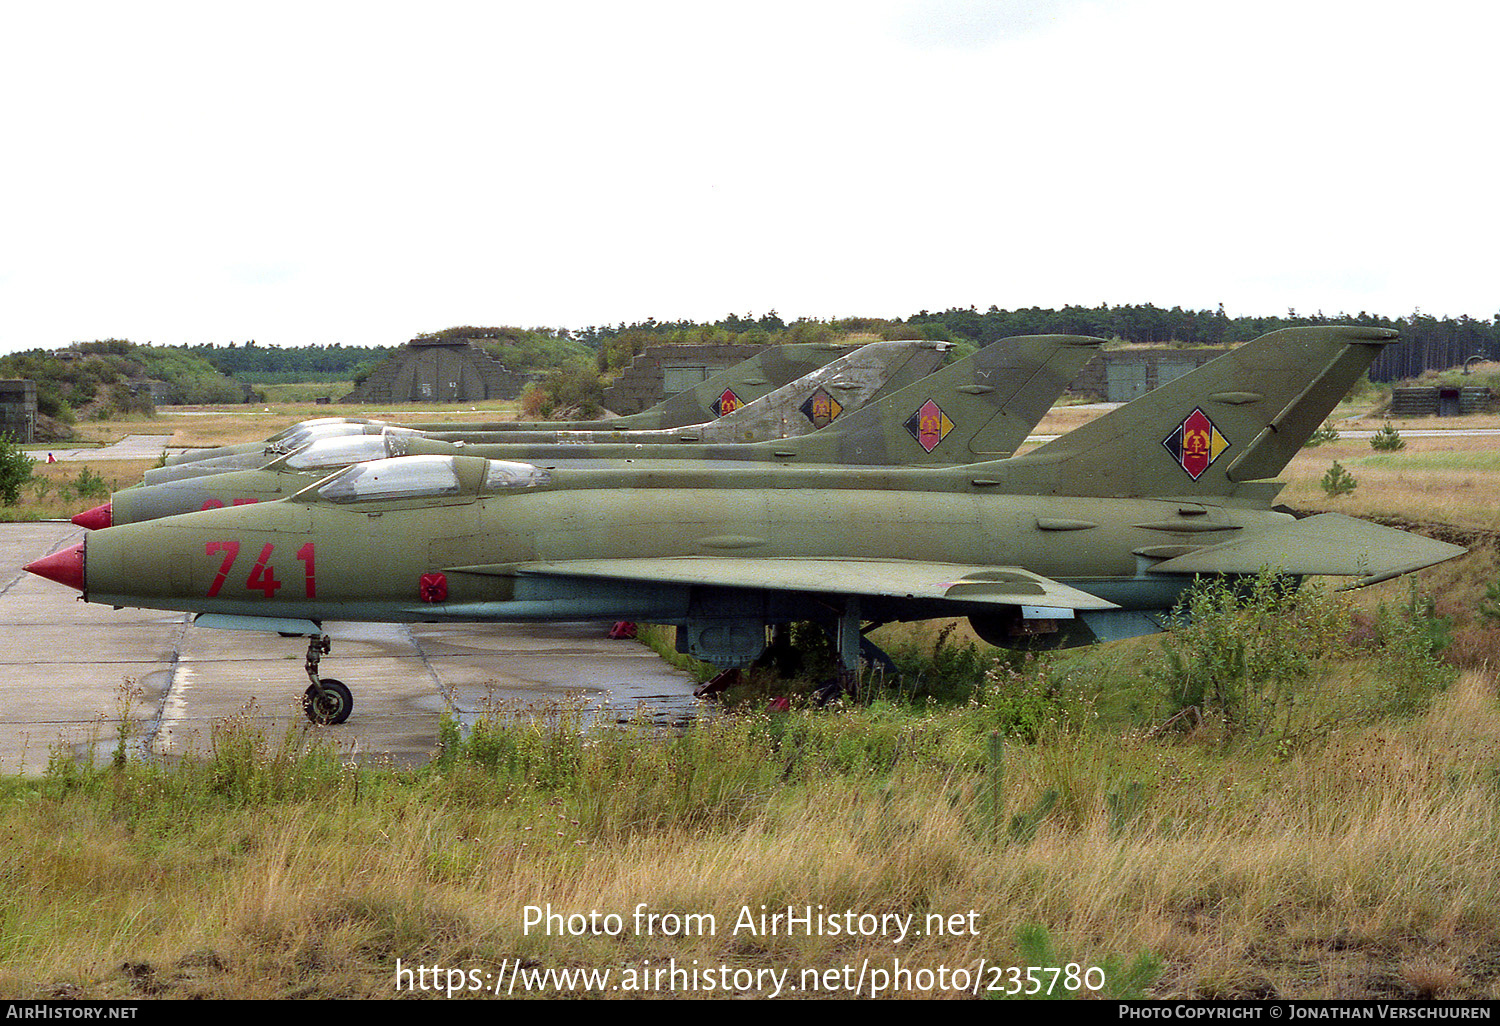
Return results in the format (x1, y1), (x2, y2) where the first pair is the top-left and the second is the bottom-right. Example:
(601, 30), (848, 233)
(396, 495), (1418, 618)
(1162, 407), (1229, 480)
(904, 399), (954, 453)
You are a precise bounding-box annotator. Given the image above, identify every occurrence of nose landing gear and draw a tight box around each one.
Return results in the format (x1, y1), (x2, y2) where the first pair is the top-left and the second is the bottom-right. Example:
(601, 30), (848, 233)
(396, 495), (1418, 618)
(301, 633), (353, 725)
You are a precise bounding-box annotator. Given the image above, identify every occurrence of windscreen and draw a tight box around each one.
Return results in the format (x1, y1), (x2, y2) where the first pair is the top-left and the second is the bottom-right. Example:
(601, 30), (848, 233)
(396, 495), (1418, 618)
(484, 460), (552, 490)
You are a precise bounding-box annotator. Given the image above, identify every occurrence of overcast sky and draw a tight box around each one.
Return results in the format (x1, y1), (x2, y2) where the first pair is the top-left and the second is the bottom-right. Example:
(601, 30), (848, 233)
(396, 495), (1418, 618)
(1, 0), (1495, 353)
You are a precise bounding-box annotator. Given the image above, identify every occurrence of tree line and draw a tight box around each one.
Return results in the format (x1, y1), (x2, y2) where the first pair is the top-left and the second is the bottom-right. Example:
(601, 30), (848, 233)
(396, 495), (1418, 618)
(176, 340), (398, 382)
(576, 305), (1499, 383)
(24, 305), (1500, 399)
(0, 339), (250, 422)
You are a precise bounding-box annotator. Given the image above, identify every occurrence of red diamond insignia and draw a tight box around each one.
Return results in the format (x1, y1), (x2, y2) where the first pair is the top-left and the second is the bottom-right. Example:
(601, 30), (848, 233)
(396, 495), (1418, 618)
(1162, 408), (1230, 481)
(712, 389), (742, 417)
(903, 399), (954, 453)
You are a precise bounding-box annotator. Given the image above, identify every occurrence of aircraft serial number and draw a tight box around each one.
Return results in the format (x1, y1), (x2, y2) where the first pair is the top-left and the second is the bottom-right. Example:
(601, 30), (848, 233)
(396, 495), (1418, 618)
(206, 541), (316, 598)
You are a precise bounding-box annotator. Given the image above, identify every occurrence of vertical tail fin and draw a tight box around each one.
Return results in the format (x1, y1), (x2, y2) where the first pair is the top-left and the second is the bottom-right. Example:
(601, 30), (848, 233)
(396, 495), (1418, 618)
(1009, 325), (1396, 497)
(623, 341), (863, 428)
(431, 341), (949, 445)
(701, 339), (949, 442)
(783, 334), (1105, 465)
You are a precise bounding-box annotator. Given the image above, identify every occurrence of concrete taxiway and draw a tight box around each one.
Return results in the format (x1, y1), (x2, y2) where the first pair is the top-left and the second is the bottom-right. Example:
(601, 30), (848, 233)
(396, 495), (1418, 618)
(1, 523), (700, 775)
(28, 435), (184, 462)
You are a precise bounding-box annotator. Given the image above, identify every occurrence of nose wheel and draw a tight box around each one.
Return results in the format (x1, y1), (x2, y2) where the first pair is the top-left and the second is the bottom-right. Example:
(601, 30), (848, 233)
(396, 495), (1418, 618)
(301, 634), (353, 725)
(302, 678), (353, 725)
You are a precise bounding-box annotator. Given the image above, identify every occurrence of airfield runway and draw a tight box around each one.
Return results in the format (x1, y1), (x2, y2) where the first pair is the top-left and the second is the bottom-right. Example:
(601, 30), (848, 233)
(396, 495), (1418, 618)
(0, 523), (701, 775)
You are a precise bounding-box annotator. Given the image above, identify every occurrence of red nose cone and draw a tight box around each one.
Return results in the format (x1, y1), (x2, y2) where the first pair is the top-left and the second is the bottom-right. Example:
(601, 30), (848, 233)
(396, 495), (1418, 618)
(71, 503), (112, 530)
(24, 543), (85, 593)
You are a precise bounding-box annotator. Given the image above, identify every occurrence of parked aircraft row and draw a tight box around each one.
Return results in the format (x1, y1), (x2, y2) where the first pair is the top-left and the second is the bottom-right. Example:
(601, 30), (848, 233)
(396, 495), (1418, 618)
(27, 326), (1463, 725)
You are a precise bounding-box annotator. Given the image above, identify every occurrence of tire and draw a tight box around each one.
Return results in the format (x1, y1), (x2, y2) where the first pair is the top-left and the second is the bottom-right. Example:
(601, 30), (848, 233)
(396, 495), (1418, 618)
(302, 678), (353, 725)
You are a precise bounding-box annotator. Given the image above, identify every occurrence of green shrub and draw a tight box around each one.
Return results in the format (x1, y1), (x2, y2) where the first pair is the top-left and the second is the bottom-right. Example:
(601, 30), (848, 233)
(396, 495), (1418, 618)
(1478, 581), (1500, 625)
(0, 433), (33, 506)
(1155, 571), (1350, 745)
(1304, 422), (1340, 447)
(1321, 460), (1357, 497)
(71, 466), (109, 500)
(1365, 584), (1455, 717)
(531, 360), (605, 419)
(887, 623), (1004, 703)
(1369, 421), (1405, 451)
(991, 923), (1163, 1000)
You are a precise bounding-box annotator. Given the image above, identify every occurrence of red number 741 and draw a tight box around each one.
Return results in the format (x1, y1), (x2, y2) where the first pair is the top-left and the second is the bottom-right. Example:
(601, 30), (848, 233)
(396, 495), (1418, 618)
(205, 541), (316, 598)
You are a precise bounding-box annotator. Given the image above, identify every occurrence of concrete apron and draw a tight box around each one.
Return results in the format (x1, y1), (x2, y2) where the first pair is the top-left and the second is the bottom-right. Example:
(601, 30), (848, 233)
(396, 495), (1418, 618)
(0, 523), (700, 775)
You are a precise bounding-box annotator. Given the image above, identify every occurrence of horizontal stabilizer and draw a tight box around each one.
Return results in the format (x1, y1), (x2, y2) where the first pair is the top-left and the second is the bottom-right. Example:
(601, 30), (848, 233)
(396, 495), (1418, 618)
(450, 557), (1119, 610)
(1145, 513), (1465, 580)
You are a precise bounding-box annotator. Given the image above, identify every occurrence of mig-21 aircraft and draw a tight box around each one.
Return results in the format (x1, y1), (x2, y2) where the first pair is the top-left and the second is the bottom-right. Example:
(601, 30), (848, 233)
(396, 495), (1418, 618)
(27, 326), (1464, 726)
(81, 334), (1104, 526)
(136, 340), (949, 485)
(161, 340), (897, 468)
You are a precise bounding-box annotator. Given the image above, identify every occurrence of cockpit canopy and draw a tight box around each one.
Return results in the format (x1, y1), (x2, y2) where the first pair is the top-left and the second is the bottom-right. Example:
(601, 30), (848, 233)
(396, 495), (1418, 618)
(282, 433), (401, 471)
(266, 417), (379, 443)
(272, 421), (419, 453)
(312, 455), (549, 504)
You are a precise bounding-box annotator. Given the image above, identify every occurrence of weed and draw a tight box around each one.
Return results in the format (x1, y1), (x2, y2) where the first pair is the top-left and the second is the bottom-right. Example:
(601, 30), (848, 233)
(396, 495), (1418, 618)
(992, 923), (1163, 999)
(1367, 584), (1456, 715)
(1106, 780), (1149, 836)
(1155, 571), (1351, 747)
(977, 732), (1006, 841)
(887, 623), (1004, 703)
(433, 715), (462, 772)
(633, 625), (717, 683)
(1478, 581), (1500, 625)
(112, 679), (144, 772)
(1396, 583), (1454, 657)
(1006, 789), (1059, 844)
(979, 657), (1094, 742)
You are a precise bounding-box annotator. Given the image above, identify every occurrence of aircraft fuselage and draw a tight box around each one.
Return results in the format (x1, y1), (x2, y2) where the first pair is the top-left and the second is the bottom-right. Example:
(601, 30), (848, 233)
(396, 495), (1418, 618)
(80, 486), (1282, 625)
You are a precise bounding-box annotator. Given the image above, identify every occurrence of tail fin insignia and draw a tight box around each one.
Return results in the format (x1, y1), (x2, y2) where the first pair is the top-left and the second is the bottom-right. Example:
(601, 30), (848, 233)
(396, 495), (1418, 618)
(799, 388), (843, 427)
(712, 389), (742, 416)
(904, 399), (955, 453)
(1162, 408), (1231, 481)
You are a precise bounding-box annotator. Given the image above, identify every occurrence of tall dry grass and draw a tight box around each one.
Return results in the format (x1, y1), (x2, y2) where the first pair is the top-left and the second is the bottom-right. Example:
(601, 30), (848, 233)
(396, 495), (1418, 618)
(1284, 434), (1500, 530)
(4, 657), (1499, 1000)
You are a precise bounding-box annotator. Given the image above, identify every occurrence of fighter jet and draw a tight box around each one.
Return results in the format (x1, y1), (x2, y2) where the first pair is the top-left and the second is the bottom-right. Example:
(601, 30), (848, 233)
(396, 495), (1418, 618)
(416, 337), (947, 446)
(136, 340), (951, 485)
(82, 334), (1104, 525)
(27, 326), (1464, 726)
(161, 340), (887, 467)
